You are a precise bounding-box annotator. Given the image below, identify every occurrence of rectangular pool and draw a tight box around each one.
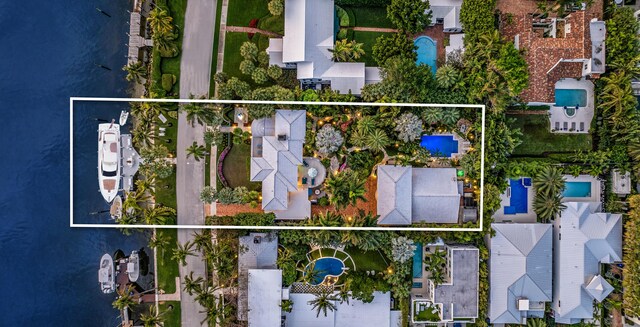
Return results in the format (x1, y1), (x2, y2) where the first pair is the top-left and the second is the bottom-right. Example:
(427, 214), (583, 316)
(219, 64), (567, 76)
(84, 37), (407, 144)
(413, 243), (423, 278)
(555, 89), (587, 107)
(563, 181), (592, 198)
(504, 178), (528, 215)
(420, 135), (458, 157)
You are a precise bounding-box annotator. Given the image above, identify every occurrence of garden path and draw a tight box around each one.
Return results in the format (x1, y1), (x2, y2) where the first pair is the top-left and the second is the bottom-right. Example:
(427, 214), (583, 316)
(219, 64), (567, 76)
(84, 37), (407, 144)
(225, 25), (283, 37)
(344, 26), (398, 33)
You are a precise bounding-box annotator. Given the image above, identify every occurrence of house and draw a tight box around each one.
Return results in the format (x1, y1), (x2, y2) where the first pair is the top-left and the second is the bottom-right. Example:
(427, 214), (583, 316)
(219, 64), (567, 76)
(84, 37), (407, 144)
(445, 33), (465, 61)
(611, 169), (631, 195)
(376, 165), (463, 225)
(284, 291), (401, 327)
(489, 224), (553, 324)
(238, 233), (279, 322)
(427, 0), (463, 33)
(413, 245), (479, 323)
(552, 202), (622, 324)
(267, 0), (381, 95)
(250, 110), (310, 219)
(248, 269), (284, 327)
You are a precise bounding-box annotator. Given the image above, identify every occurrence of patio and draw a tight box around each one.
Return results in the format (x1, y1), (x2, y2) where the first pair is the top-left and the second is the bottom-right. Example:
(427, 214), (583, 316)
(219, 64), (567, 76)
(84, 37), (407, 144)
(298, 157), (327, 189)
(548, 78), (594, 134)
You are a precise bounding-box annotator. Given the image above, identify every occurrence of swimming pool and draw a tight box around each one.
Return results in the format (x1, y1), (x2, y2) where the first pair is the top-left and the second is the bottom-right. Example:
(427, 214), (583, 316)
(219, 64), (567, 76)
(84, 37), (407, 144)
(504, 178), (529, 215)
(555, 89), (587, 107)
(420, 135), (458, 157)
(413, 243), (423, 278)
(414, 36), (437, 74)
(306, 257), (345, 285)
(563, 181), (592, 198)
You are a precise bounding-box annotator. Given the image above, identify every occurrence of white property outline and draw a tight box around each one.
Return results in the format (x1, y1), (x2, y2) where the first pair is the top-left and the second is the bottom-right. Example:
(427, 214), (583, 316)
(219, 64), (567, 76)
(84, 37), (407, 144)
(70, 97), (486, 231)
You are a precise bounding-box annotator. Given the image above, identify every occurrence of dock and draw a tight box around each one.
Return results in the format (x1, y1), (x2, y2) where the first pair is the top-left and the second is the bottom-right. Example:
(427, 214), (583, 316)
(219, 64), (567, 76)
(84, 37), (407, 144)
(127, 0), (153, 65)
(121, 134), (141, 192)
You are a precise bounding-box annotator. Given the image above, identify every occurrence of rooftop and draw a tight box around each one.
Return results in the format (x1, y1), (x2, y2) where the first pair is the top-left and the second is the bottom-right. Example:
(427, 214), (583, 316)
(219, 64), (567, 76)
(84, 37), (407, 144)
(248, 269), (283, 327)
(238, 233), (279, 322)
(430, 246), (479, 321)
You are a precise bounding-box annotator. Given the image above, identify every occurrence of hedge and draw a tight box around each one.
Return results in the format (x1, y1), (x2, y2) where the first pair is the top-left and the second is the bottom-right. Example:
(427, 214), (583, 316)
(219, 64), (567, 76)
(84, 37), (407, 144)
(335, 0), (390, 7)
(161, 74), (176, 92)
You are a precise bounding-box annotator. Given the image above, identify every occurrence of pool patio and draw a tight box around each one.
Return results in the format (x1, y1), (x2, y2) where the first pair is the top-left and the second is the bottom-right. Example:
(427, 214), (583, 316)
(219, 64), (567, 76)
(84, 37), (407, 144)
(562, 175), (601, 203)
(548, 79), (595, 134)
(492, 177), (537, 223)
(420, 133), (470, 160)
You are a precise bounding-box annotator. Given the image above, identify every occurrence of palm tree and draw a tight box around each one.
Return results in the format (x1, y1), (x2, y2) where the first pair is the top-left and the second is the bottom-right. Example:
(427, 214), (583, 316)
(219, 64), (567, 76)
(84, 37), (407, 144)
(139, 305), (166, 327)
(153, 34), (179, 56)
(366, 129), (390, 153)
(148, 8), (174, 36)
(191, 230), (212, 253)
(533, 166), (565, 197)
(325, 170), (367, 209)
(308, 290), (339, 317)
(435, 65), (460, 89)
(298, 261), (324, 285)
(183, 271), (204, 296)
(424, 249), (447, 285)
(143, 205), (176, 225)
(181, 102), (223, 127)
(123, 61), (147, 84)
(356, 116), (377, 134)
(148, 232), (170, 258)
(171, 241), (195, 266)
(441, 108), (460, 127)
(349, 129), (368, 148)
(534, 192), (566, 222)
(186, 141), (208, 161)
(527, 318), (547, 327)
(112, 285), (137, 311)
(422, 107), (444, 125)
(329, 39), (366, 62)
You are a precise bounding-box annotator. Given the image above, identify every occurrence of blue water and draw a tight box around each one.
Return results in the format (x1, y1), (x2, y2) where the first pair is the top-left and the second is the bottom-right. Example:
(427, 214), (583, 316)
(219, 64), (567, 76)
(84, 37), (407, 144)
(414, 36), (437, 74)
(420, 135), (458, 157)
(563, 181), (592, 198)
(413, 243), (423, 278)
(308, 258), (344, 285)
(555, 89), (587, 107)
(0, 0), (149, 325)
(504, 179), (528, 215)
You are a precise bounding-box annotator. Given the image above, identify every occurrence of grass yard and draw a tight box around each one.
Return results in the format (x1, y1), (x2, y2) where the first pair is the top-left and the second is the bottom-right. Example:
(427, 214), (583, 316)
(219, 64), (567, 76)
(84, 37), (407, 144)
(156, 229), (180, 294)
(222, 140), (257, 189)
(226, 0), (270, 27)
(159, 301), (181, 326)
(222, 32), (251, 81)
(511, 114), (593, 156)
(346, 247), (389, 272)
(351, 31), (389, 66)
(209, 0), (224, 96)
(159, 0), (188, 95)
(258, 15), (285, 34)
(345, 6), (394, 28)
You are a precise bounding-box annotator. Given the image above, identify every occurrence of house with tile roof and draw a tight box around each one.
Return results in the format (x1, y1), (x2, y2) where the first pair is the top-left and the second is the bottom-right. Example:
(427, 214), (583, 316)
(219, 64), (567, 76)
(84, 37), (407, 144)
(376, 165), (463, 225)
(552, 202), (622, 324)
(266, 0), (381, 95)
(489, 223), (553, 324)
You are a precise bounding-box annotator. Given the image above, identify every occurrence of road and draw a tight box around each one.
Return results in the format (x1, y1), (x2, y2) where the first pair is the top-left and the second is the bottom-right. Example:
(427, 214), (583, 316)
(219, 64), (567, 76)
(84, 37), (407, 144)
(176, 0), (217, 325)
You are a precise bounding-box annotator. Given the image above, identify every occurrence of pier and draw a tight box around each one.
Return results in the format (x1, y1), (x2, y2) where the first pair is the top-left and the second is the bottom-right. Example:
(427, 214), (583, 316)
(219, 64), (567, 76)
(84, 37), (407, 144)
(120, 134), (141, 192)
(127, 0), (153, 65)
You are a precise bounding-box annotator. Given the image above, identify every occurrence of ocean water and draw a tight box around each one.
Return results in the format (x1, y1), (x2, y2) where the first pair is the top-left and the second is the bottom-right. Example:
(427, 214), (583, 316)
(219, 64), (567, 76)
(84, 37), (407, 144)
(0, 0), (149, 325)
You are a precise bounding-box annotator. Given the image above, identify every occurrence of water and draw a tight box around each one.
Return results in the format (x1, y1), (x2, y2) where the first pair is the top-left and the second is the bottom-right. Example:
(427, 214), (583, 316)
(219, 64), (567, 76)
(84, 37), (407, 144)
(420, 135), (458, 157)
(505, 178), (529, 215)
(307, 257), (345, 285)
(414, 36), (437, 75)
(555, 89), (587, 107)
(413, 243), (423, 278)
(0, 0), (150, 325)
(563, 181), (592, 198)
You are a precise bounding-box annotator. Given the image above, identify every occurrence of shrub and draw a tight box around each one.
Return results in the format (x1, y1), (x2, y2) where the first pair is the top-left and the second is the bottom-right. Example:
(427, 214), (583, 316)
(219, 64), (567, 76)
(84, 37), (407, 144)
(394, 112), (423, 142)
(316, 125), (344, 154)
(200, 186), (217, 203)
(267, 65), (283, 80)
(161, 74), (176, 92)
(336, 6), (350, 27)
(268, 0), (284, 16)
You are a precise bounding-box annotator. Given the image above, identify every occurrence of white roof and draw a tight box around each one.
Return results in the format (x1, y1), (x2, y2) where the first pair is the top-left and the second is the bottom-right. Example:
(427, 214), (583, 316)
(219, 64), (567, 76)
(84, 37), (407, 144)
(248, 269), (283, 327)
(446, 34), (465, 60)
(611, 169), (631, 195)
(552, 202), (622, 324)
(377, 166), (413, 225)
(238, 234), (279, 321)
(490, 224), (553, 324)
(284, 292), (394, 327)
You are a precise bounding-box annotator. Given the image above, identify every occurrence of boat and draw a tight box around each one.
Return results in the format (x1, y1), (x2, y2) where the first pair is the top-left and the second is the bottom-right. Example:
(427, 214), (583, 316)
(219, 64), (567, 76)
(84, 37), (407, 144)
(98, 121), (121, 203)
(110, 195), (122, 220)
(119, 110), (129, 125)
(99, 253), (116, 294)
(127, 251), (140, 282)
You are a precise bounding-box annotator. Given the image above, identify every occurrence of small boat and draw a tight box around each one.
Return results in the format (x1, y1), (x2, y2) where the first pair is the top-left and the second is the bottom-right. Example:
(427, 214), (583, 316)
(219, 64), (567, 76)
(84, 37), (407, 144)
(98, 121), (121, 203)
(99, 253), (116, 294)
(110, 195), (122, 220)
(119, 110), (129, 125)
(127, 251), (140, 282)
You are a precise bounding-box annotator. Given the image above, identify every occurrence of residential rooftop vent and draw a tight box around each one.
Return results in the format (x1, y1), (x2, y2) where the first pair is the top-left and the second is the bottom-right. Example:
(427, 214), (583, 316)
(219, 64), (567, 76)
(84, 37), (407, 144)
(277, 134), (287, 141)
(518, 299), (530, 311)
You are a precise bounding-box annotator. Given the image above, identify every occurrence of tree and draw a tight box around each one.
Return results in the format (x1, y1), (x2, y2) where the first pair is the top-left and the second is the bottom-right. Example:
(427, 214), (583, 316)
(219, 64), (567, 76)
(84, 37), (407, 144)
(422, 107), (444, 125)
(440, 108), (460, 126)
(148, 8), (174, 37)
(460, 0), (496, 39)
(172, 241), (195, 266)
(329, 39), (366, 62)
(533, 166), (565, 197)
(534, 192), (566, 222)
(606, 7), (640, 70)
(394, 112), (423, 142)
(268, 0), (284, 16)
(204, 128), (224, 146)
(325, 170), (367, 209)
(526, 318), (547, 327)
(267, 65), (283, 80)
(123, 61), (147, 84)
(143, 205), (176, 225)
(239, 59), (255, 75)
(139, 305), (166, 327)
(366, 129), (391, 153)
(356, 116), (378, 135)
(435, 64), (462, 89)
(387, 0), (431, 34)
(139, 144), (173, 179)
(200, 186), (217, 203)
(148, 232), (171, 255)
(424, 248), (447, 285)
(372, 32), (416, 66)
(316, 125), (344, 154)
(240, 41), (259, 61)
(391, 236), (417, 263)
(183, 271), (204, 296)
(153, 33), (179, 57)
(112, 285), (137, 311)
(307, 290), (339, 317)
(186, 141), (208, 161)
(251, 67), (269, 84)
(181, 103), (223, 127)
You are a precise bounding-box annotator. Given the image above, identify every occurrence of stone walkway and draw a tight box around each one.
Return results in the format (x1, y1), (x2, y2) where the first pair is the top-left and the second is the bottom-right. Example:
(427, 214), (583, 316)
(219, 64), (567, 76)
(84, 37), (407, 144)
(216, 0), (230, 77)
(344, 26), (398, 33)
(225, 25), (283, 37)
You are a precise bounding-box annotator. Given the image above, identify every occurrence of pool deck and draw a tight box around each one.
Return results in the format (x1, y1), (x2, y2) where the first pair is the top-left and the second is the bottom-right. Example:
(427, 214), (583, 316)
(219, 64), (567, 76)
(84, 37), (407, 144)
(412, 25), (447, 66)
(562, 175), (601, 203)
(548, 78), (595, 134)
(492, 178), (537, 223)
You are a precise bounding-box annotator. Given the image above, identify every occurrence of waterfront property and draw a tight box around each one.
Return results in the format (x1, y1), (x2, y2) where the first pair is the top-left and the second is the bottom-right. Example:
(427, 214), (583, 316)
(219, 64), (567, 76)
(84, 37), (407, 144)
(490, 224), (553, 324)
(493, 178), (536, 223)
(552, 202), (622, 324)
(376, 165), (467, 225)
(266, 0), (381, 95)
(562, 175), (601, 203)
(238, 233), (279, 323)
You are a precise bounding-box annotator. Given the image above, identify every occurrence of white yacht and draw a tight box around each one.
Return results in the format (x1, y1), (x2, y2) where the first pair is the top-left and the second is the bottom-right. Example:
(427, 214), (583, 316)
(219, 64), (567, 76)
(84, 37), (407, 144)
(119, 110), (129, 125)
(127, 250), (140, 282)
(110, 195), (122, 220)
(98, 122), (120, 203)
(98, 253), (115, 294)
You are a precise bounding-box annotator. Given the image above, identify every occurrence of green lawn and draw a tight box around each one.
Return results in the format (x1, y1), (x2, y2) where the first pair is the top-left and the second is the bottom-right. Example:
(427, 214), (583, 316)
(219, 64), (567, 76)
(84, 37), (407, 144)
(159, 301), (181, 326)
(222, 32), (251, 81)
(160, 0), (188, 95)
(226, 0), (270, 27)
(257, 15), (285, 34)
(346, 247), (389, 272)
(351, 31), (389, 66)
(156, 229), (180, 294)
(511, 114), (593, 156)
(156, 116), (178, 153)
(209, 0), (225, 96)
(222, 140), (259, 189)
(345, 6), (394, 28)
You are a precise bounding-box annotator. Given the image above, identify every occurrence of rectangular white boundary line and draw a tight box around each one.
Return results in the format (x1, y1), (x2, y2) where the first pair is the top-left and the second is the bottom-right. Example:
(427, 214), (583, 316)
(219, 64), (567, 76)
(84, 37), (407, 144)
(71, 97), (486, 231)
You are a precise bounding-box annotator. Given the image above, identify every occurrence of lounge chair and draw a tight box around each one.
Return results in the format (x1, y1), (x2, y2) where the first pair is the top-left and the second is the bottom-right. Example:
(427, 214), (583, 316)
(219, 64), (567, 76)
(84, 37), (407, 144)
(580, 122), (585, 131)
(311, 178), (315, 186)
(302, 177), (307, 184)
(303, 160), (309, 167)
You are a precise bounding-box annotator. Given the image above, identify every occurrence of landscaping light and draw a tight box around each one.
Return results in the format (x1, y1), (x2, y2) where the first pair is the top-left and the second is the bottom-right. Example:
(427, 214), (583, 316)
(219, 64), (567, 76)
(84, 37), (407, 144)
(259, 195), (263, 200)
(387, 268), (393, 274)
(347, 216), (352, 221)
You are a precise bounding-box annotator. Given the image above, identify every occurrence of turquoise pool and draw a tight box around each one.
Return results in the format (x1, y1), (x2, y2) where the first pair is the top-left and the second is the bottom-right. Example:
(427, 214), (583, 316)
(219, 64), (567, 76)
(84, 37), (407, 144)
(306, 257), (345, 285)
(413, 243), (423, 278)
(563, 181), (591, 198)
(414, 36), (437, 74)
(555, 89), (587, 107)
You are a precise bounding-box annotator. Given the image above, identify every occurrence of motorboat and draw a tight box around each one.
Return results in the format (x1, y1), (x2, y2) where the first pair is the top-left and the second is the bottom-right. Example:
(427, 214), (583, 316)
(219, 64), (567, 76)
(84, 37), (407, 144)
(127, 251), (140, 282)
(99, 253), (116, 294)
(119, 110), (129, 126)
(98, 121), (121, 203)
(110, 195), (122, 220)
